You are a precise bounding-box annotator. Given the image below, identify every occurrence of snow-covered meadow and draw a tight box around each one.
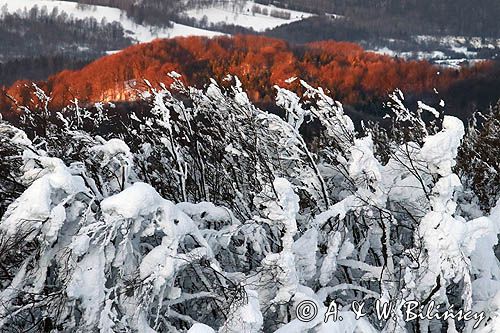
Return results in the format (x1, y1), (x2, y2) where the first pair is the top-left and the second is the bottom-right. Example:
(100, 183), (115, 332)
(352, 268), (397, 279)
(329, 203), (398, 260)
(184, 1), (314, 32)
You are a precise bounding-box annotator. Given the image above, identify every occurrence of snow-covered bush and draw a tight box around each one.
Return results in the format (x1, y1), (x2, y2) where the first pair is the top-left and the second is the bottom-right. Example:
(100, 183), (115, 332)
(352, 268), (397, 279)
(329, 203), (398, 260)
(0, 77), (498, 332)
(458, 104), (500, 211)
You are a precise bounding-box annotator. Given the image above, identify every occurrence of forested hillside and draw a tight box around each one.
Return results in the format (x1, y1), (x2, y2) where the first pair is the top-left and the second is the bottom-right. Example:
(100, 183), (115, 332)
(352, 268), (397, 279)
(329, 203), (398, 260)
(1, 0), (499, 87)
(71, 0), (500, 38)
(0, 5), (129, 59)
(263, 0), (500, 66)
(0, 55), (95, 88)
(0, 5), (132, 85)
(262, 0), (500, 37)
(3, 35), (498, 121)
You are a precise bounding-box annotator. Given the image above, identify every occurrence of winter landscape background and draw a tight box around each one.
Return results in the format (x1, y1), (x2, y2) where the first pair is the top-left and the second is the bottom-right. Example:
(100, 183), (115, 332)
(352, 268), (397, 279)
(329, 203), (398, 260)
(0, 1), (499, 332)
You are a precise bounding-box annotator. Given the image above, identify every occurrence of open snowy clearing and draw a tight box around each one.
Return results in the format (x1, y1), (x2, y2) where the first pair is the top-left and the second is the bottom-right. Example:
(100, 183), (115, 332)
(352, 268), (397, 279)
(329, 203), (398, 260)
(184, 1), (315, 32)
(0, 0), (223, 43)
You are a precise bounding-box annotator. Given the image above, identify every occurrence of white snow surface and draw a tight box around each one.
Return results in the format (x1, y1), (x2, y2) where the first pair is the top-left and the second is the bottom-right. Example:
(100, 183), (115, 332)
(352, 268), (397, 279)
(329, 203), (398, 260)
(0, 156), (87, 239)
(100, 182), (164, 219)
(188, 323), (216, 333)
(184, 1), (314, 32)
(420, 116), (465, 177)
(220, 289), (263, 332)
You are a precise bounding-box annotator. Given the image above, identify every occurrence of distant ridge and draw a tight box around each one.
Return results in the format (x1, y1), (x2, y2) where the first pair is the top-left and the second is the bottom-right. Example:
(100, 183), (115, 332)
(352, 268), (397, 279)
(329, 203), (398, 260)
(2, 35), (494, 112)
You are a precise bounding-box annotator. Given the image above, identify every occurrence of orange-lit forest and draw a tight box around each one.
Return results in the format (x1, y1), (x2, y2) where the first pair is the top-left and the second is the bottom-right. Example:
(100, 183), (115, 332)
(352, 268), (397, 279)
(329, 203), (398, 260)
(1, 35), (495, 112)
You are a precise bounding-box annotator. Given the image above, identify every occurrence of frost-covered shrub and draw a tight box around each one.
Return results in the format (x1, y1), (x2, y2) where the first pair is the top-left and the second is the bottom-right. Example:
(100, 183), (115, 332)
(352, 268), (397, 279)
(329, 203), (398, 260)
(0, 77), (498, 332)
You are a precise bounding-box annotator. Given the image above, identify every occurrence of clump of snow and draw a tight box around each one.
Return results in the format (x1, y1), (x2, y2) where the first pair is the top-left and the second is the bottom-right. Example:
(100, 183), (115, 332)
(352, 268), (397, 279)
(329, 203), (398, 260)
(188, 323), (216, 333)
(0, 156), (87, 239)
(369, 47), (397, 57)
(101, 182), (163, 219)
(66, 249), (107, 327)
(177, 201), (234, 227)
(348, 134), (382, 183)
(292, 228), (318, 283)
(221, 289), (263, 333)
(0, 123), (32, 146)
(90, 138), (131, 157)
(417, 100), (440, 118)
(420, 116), (465, 177)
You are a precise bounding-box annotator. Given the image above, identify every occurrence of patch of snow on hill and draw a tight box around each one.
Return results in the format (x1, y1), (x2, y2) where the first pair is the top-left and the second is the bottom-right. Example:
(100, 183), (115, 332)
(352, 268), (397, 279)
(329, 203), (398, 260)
(414, 35), (500, 49)
(369, 47), (397, 57)
(0, 0), (223, 43)
(369, 46), (487, 69)
(369, 47), (446, 60)
(184, 1), (314, 32)
(368, 34), (500, 68)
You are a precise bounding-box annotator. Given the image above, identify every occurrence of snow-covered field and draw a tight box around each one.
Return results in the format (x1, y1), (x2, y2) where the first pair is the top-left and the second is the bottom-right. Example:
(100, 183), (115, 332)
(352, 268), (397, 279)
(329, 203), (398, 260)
(0, 0), (223, 43)
(184, 1), (314, 31)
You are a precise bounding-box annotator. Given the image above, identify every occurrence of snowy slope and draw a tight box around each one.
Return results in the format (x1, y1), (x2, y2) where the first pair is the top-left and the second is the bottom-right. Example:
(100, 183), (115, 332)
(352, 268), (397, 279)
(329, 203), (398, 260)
(0, 0), (223, 43)
(184, 1), (314, 32)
